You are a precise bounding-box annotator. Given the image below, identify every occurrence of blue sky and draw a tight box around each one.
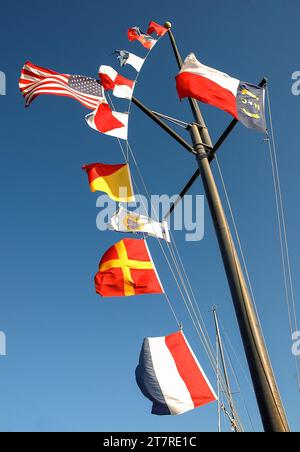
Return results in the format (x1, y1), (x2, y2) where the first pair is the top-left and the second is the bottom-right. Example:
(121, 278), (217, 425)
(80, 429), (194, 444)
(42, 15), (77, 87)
(0, 0), (300, 432)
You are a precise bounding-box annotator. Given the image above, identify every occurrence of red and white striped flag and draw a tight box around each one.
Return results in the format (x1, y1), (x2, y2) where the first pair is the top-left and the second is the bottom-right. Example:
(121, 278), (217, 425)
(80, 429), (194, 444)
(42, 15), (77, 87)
(19, 61), (105, 110)
(136, 331), (217, 415)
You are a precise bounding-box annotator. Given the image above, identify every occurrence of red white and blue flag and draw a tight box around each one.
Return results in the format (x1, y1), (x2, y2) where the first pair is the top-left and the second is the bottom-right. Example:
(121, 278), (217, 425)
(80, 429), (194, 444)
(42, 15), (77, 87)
(19, 61), (104, 110)
(128, 27), (157, 49)
(176, 53), (266, 132)
(136, 331), (217, 415)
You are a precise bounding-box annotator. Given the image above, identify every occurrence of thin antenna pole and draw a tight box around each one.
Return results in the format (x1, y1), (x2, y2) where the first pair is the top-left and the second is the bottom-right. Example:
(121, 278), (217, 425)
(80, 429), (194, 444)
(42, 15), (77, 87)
(213, 307), (238, 432)
(216, 329), (222, 433)
(164, 21), (290, 432)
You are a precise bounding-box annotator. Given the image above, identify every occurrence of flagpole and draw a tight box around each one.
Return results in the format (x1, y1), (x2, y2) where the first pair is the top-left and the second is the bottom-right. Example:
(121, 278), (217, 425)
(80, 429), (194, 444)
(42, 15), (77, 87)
(164, 22), (290, 432)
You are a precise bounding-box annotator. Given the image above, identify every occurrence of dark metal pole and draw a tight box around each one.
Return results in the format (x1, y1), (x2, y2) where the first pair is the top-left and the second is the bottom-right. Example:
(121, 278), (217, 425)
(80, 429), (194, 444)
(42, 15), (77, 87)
(164, 22), (290, 432)
(191, 124), (289, 432)
(164, 22), (213, 148)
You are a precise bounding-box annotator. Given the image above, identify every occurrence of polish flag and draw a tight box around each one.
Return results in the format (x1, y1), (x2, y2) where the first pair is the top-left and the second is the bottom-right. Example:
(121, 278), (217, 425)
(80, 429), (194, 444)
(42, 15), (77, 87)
(99, 66), (135, 100)
(85, 101), (128, 140)
(176, 53), (240, 118)
(176, 53), (266, 132)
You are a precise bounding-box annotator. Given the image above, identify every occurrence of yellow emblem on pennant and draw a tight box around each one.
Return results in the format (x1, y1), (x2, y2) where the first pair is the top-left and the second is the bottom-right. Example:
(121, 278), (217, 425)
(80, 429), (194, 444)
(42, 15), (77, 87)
(242, 108), (261, 119)
(241, 88), (260, 101)
(123, 213), (144, 231)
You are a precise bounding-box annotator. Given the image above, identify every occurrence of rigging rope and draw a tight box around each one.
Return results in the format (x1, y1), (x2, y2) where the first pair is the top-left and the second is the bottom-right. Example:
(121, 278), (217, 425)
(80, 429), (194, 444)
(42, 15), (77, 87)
(265, 85), (300, 390)
(151, 111), (189, 129)
(216, 335), (222, 432)
(124, 140), (244, 428)
(105, 44), (245, 428)
(214, 156), (266, 336)
(214, 151), (291, 429)
(219, 317), (256, 432)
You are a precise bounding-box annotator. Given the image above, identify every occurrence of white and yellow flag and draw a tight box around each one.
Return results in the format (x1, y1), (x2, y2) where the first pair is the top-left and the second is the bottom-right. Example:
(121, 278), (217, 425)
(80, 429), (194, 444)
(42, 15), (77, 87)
(108, 206), (170, 242)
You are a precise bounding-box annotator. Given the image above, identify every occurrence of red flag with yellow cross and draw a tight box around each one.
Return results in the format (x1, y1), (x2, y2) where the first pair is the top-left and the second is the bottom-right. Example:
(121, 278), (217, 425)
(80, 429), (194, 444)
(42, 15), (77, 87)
(95, 238), (164, 297)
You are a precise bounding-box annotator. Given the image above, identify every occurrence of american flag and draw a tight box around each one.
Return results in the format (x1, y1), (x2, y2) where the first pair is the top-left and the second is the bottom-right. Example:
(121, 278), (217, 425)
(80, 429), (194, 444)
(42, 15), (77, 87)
(19, 61), (105, 110)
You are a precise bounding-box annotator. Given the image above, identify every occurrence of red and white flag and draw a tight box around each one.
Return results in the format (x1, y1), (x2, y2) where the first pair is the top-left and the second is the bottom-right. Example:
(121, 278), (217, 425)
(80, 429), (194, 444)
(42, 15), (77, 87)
(176, 53), (241, 117)
(128, 27), (157, 49)
(99, 66), (135, 100)
(113, 50), (145, 73)
(85, 101), (128, 140)
(176, 53), (266, 132)
(136, 331), (217, 415)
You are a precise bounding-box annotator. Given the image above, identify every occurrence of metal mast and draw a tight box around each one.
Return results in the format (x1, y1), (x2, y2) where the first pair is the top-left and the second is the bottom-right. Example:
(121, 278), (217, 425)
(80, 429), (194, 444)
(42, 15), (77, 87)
(164, 22), (290, 432)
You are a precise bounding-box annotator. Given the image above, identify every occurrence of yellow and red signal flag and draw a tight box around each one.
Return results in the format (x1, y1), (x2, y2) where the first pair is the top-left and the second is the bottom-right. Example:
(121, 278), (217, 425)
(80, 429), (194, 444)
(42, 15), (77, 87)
(82, 163), (135, 202)
(95, 238), (164, 297)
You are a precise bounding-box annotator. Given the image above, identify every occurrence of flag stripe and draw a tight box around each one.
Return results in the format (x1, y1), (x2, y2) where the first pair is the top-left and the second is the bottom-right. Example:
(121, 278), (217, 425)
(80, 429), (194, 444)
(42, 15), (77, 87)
(135, 339), (171, 415)
(83, 163), (126, 180)
(22, 86), (100, 109)
(148, 337), (195, 415)
(176, 71), (238, 118)
(21, 83), (100, 109)
(127, 53), (144, 72)
(136, 332), (217, 415)
(165, 332), (217, 408)
(19, 61), (104, 110)
(178, 56), (239, 96)
(115, 74), (134, 89)
(21, 78), (101, 101)
(99, 259), (154, 272)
